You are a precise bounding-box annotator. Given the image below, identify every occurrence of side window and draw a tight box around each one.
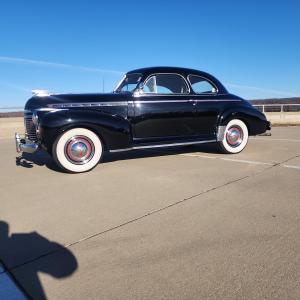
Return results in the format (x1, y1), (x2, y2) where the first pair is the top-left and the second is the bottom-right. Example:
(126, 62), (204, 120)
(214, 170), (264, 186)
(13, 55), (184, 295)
(143, 76), (156, 93)
(143, 74), (189, 94)
(188, 75), (217, 94)
(117, 73), (142, 92)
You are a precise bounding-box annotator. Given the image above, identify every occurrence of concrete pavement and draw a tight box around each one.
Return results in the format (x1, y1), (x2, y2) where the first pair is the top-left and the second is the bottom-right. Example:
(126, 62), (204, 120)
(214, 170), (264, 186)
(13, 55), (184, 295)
(0, 126), (299, 299)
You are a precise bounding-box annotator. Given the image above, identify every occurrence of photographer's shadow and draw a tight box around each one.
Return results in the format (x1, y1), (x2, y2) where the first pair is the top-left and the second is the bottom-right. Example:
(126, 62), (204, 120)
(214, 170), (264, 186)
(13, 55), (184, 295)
(0, 221), (77, 299)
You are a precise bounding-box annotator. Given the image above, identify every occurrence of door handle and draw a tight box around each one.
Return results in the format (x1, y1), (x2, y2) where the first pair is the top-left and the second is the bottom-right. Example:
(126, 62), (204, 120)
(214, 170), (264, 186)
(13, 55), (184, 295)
(188, 99), (197, 106)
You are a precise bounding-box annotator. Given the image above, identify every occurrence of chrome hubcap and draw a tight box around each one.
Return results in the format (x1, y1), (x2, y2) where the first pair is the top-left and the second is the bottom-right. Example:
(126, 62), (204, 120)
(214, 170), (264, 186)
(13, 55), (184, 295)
(65, 136), (95, 164)
(226, 126), (243, 147)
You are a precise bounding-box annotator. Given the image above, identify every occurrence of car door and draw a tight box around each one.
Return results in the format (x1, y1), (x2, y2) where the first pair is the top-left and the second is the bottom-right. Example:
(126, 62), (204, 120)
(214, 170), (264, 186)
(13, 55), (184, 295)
(188, 74), (221, 136)
(132, 73), (200, 143)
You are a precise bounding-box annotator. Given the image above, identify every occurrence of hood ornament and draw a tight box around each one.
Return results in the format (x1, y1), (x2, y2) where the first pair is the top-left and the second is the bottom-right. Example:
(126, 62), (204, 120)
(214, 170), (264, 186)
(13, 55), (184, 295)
(32, 90), (50, 97)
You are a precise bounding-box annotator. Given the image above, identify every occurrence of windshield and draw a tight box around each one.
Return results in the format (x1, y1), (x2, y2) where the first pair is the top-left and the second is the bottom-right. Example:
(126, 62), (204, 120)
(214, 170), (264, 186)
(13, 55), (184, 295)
(114, 73), (142, 93)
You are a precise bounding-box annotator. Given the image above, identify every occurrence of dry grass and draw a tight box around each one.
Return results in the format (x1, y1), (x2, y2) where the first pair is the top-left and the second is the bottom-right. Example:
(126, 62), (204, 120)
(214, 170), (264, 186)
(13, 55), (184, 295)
(0, 117), (24, 139)
(0, 111), (23, 118)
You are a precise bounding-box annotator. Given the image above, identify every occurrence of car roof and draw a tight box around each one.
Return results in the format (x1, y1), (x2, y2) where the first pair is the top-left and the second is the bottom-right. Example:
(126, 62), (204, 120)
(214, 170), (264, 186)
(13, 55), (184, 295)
(127, 66), (228, 93)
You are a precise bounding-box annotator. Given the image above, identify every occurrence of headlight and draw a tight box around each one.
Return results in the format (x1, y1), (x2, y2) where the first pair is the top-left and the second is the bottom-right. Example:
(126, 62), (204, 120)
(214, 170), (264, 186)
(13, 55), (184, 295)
(32, 111), (39, 125)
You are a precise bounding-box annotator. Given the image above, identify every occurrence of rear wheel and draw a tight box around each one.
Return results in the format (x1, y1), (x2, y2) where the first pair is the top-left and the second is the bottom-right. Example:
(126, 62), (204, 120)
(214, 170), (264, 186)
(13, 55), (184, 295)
(53, 128), (103, 173)
(218, 119), (248, 154)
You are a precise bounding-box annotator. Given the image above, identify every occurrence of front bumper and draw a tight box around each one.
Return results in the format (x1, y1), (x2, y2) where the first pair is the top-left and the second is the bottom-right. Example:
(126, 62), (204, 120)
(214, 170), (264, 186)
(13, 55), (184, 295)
(15, 133), (39, 153)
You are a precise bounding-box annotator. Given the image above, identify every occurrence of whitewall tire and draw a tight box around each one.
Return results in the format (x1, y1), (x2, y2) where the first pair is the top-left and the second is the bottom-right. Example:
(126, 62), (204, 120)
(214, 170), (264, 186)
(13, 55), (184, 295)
(219, 119), (248, 154)
(53, 128), (103, 173)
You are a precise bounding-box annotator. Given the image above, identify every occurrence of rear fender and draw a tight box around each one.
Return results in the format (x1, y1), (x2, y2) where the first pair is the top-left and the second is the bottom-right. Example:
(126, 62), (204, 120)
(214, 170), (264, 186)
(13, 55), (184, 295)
(217, 107), (269, 139)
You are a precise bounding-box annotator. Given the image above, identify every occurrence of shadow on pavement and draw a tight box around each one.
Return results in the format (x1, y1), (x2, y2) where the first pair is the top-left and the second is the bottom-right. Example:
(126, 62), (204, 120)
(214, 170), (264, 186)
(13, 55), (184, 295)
(0, 221), (77, 299)
(102, 142), (220, 163)
(15, 143), (220, 171)
(16, 150), (62, 172)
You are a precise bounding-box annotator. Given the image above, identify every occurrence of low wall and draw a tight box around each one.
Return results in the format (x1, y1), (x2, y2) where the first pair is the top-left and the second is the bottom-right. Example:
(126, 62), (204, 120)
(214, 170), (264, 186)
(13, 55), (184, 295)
(0, 115), (300, 140)
(265, 112), (300, 125)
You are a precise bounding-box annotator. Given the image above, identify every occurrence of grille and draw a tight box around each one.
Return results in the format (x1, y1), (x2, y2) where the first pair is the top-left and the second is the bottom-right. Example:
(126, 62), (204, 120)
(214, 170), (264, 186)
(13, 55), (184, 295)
(25, 115), (37, 141)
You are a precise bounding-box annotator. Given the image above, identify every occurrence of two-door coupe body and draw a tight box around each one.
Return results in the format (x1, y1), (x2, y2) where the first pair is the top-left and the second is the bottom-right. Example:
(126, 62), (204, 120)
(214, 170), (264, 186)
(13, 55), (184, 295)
(16, 67), (270, 172)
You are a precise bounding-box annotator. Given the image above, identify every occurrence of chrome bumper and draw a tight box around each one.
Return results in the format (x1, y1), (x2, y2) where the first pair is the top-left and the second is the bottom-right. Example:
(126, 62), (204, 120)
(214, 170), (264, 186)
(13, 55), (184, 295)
(15, 133), (39, 154)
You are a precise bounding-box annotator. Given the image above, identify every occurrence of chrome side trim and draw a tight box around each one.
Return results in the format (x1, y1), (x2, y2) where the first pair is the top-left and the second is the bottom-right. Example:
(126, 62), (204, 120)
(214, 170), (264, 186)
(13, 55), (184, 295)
(109, 139), (216, 153)
(25, 108), (56, 114)
(137, 93), (231, 97)
(49, 102), (128, 109)
(129, 99), (241, 104)
(36, 108), (66, 112)
(194, 99), (241, 102)
(129, 100), (190, 104)
(48, 99), (240, 109)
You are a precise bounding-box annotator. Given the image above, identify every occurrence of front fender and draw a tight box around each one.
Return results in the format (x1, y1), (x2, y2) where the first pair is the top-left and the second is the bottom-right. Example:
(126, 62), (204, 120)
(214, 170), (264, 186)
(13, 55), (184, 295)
(217, 106), (269, 136)
(38, 109), (132, 151)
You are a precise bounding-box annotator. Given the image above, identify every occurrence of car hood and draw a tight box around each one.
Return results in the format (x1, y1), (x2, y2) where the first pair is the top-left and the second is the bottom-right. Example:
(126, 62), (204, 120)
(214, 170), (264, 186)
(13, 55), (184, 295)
(24, 93), (130, 111)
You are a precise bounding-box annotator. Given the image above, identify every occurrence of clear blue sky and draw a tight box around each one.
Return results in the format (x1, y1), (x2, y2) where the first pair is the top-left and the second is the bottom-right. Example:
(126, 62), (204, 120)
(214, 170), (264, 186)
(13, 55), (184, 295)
(0, 0), (300, 108)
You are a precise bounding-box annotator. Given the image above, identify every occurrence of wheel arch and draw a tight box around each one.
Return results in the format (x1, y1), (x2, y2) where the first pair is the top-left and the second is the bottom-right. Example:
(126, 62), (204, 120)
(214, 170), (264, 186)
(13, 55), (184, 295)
(51, 123), (109, 151)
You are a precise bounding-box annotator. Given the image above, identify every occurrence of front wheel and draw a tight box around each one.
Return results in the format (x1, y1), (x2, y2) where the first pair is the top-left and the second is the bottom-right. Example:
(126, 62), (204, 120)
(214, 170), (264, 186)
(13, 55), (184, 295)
(53, 128), (103, 173)
(218, 119), (248, 154)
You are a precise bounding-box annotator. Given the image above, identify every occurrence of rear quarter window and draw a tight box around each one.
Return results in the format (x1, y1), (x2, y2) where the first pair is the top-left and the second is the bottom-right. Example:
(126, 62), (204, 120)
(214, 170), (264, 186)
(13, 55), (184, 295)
(188, 75), (217, 94)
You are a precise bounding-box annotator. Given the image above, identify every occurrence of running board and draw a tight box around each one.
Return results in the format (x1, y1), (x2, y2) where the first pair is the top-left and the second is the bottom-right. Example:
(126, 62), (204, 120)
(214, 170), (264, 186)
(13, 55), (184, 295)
(109, 139), (216, 153)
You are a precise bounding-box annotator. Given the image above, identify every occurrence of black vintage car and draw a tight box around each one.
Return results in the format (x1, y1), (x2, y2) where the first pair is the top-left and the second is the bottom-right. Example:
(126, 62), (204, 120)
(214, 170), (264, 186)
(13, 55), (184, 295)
(16, 67), (270, 173)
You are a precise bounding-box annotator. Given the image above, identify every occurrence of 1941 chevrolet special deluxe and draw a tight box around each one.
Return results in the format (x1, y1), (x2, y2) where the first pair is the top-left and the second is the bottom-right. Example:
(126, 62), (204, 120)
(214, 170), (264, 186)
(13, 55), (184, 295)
(15, 67), (271, 173)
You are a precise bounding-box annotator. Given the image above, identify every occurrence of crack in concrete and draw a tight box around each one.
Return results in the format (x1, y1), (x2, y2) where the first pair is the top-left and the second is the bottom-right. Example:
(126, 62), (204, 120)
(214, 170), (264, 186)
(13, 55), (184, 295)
(8, 152), (300, 274)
